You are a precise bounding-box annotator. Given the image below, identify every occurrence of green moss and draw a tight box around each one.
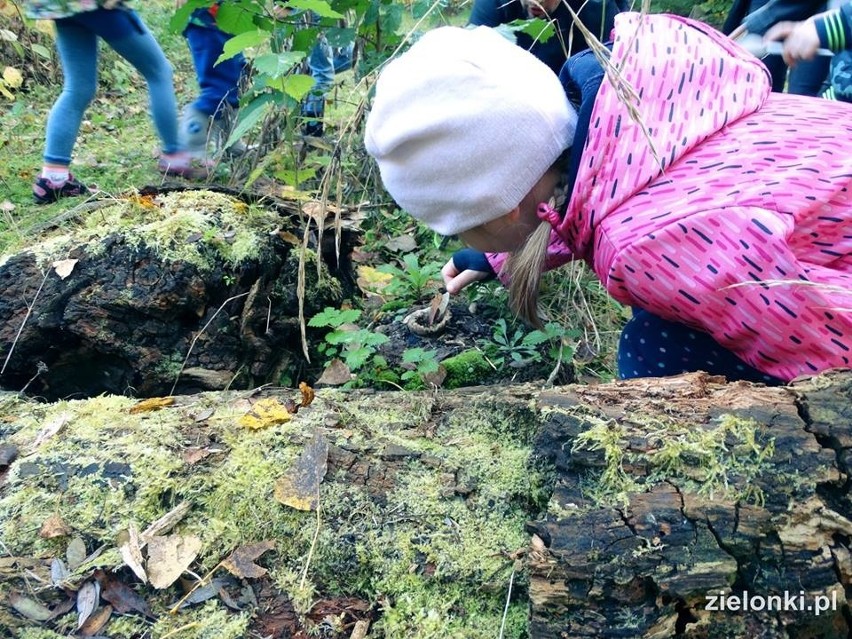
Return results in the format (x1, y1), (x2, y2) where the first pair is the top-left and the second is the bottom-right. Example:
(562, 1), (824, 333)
(1, 389), (539, 638)
(442, 349), (493, 389)
(4, 190), (281, 271)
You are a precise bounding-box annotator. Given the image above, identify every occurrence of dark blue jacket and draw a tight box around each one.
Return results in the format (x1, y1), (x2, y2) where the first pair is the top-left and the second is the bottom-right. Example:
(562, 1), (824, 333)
(469, 0), (625, 74)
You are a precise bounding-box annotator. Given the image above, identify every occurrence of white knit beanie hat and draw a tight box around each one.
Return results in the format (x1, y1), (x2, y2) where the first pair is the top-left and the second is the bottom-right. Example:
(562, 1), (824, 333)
(365, 26), (578, 236)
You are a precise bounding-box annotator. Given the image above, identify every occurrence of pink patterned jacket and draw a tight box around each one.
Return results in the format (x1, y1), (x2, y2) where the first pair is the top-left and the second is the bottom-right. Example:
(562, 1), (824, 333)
(488, 12), (852, 382)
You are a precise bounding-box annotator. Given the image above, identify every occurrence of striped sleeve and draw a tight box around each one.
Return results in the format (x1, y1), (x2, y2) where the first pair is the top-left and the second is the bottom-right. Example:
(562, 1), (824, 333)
(814, 8), (852, 51)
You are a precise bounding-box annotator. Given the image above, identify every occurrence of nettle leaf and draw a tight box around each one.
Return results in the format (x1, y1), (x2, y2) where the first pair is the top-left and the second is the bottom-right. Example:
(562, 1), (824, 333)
(253, 51), (306, 78)
(506, 17), (555, 43)
(216, 30), (270, 65)
(215, 1), (263, 34)
(169, 0), (212, 33)
(285, 0), (344, 19)
(282, 74), (316, 101)
(225, 95), (272, 148)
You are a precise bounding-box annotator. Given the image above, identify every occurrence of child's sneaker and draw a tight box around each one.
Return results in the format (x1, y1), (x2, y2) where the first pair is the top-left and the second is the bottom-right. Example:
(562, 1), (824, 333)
(180, 105), (211, 156)
(32, 174), (92, 205)
(157, 152), (213, 180)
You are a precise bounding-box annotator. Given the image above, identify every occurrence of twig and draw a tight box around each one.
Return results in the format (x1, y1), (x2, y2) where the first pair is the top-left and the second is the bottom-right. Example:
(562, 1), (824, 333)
(299, 495), (322, 591)
(1, 268), (50, 376)
(160, 622), (202, 638)
(168, 562), (223, 615)
(170, 292), (250, 395)
(498, 568), (516, 639)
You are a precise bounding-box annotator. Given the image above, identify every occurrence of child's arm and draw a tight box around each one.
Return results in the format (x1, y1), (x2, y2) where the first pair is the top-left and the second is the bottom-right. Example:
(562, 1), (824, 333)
(764, 5), (852, 64)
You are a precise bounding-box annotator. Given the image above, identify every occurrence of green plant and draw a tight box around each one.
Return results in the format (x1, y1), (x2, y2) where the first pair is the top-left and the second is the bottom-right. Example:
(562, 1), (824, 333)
(399, 346), (440, 389)
(481, 318), (566, 368)
(307, 306), (388, 372)
(377, 253), (442, 302)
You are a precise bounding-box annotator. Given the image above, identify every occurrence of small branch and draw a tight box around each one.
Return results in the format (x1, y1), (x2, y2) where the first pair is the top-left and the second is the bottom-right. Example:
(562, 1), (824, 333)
(168, 562), (223, 615)
(1, 269), (50, 376)
(498, 568), (516, 639)
(299, 496), (322, 591)
(170, 292), (250, 395)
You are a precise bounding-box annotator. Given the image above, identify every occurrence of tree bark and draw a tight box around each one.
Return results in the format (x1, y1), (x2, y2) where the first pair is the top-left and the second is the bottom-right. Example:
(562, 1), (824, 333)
(527, 371), (852, 639)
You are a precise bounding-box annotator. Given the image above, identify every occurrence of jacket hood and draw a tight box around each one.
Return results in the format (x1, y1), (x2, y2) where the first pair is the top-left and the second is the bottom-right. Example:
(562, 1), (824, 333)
(557, 13), (771, 259)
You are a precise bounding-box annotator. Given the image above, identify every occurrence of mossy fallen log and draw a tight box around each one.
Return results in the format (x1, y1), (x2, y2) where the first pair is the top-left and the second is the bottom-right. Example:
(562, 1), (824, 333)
(0, 188), (357, 401)
(0, 372), (850, 638)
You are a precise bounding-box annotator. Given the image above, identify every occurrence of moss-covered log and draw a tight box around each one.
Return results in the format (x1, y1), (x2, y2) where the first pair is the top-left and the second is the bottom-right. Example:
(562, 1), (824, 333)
(528, 371), (852, 638)
(0, 187), (358, 400)
(1, 372), (851, 638)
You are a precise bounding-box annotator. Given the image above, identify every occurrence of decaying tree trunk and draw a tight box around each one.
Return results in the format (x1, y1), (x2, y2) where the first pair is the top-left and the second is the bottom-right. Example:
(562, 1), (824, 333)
(0, 187), (358, 400)
(527, 371), (852, 639)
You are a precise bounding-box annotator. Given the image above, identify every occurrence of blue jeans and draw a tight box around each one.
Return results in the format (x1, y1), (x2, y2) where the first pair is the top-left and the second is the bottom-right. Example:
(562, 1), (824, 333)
(617, 309), (783, 385)
(184, 10), (246, 117)
(45, 8), (180, 165)
(302, 32), (334, 119)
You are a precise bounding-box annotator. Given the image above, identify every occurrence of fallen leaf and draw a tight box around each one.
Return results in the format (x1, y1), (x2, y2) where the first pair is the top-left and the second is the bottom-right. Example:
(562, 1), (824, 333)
(273, 432), (329, 511)
(193, 407), (215, 422)
(238, 398), (292, 430)
(221, 540), (276, 579)
(355, 265), (393, 295)
(182, 447), (212, 465)
(3, 66), (22, 89)
(276, 230), (300, 245)
(298, 382), (315, 408)
(50, 558), (68, 586)
(76, 580), (100, 629)
(66, 536), (87, 569)
(39, 514), (72, 539)
(30, 412), (71, 451)
(315, 359), (351, 386)
(8, 592), (53, 621)
(146, 534), (202, 589)
(95, 569), (153, 617)
(52, 258), (78, 280)
(79, 604), (111, 636)
(117, 523), (147, 583)
(128, 397), (175, 414)
(385, 234), (417, 253)
(428, 291), (450, 326)
(351, 619), (371, 639)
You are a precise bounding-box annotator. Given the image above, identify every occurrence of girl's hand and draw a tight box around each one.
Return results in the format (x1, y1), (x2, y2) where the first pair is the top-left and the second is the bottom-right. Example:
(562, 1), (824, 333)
(764, 20), (821, 66)
(442, 249), (495, 294)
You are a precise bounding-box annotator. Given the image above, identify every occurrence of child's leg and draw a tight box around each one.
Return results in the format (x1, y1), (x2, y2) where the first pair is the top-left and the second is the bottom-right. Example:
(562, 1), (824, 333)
(95, 11), (180, 154)
(617, 309), (784, 385)
(184, 16), (245, 117)
(44, 19), (99, 167)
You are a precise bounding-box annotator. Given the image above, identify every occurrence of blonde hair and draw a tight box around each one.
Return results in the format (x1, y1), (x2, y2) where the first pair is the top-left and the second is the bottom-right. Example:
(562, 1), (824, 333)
(505, 222), (552, 327)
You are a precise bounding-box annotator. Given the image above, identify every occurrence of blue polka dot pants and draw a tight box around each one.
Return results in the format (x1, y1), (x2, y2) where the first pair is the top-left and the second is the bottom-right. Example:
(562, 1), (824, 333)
(617, 309), (783, 385)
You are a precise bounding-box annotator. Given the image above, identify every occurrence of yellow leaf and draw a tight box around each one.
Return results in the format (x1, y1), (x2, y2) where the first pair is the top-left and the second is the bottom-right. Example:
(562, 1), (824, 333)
(356, 265), (393, 294)
(3, 66), (21, 89)
(238, 398), (292, 430)
(273, 432), (328, 510)
(128, 397), (175, 414)
(146, 534), (202, 589)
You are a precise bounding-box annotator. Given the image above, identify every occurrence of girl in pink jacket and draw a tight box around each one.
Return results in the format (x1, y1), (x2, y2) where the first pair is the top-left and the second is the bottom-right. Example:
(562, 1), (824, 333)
(365, 14), (852, 384)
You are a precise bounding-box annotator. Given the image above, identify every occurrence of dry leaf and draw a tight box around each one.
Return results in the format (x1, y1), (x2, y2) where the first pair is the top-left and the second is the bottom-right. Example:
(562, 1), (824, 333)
(273, 432), (329, 511)
(238, 398), (292, 430)
(3, 65), (22, 89)
(52, 258), (78, 280)
(0, 199), (14, 212)
(95, 569), (153, 618)
(128, 396), (175, 414)
(193, 407), (215, 422)
(8, 592), (53, 621)
(182, 447), (212, 465)
(39, 514), (72, 539)
(146, 534), (202, 589)
(222, 540), (276, 579)
(351, 619), (371, 639)
(66, 536), (87, 569)
(30, 412), (71, 451)
(276, 230), (300, 245)
(315, 359), (351, 386)
(428, 291), (450, 326)
(385, 235), (417, 253)
(355, 265), (393, 295)
(50, 558), (69, 586)
(79, 603), (112, 636)
(76, 580), (100, 629)
(118, 523), (147, 583)
(298, 382), (315, 408)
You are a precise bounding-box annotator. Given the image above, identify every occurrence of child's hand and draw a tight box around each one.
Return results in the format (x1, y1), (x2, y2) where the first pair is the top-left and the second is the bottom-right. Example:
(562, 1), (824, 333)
(442, 249), (495, 294)
(764, 20), (821, 66)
